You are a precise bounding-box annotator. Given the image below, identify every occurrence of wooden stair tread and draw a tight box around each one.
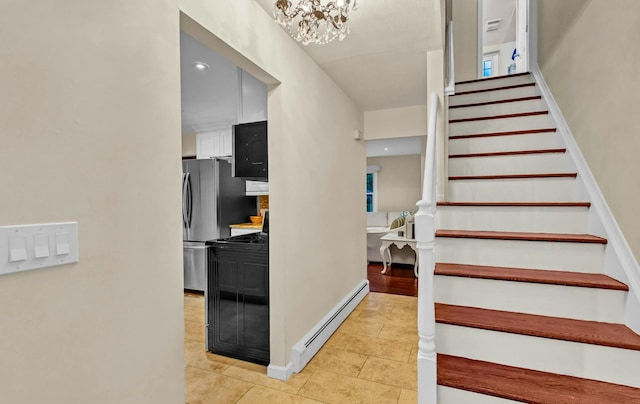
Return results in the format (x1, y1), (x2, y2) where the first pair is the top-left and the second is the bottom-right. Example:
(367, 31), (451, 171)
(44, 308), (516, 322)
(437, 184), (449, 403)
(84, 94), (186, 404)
(450, 110), (548, 123)
(449, 127), (556, 140)
(449, 148), (566, 158)
(435, 263), (628, 291)
(449, 173), (577, 180)
(438, 354), (640, 403)
(452, 82), (536, 96)
(436, 230), (607, 244)
(455, 72), (531, 85)
(437, 201), (591, 207)
(449, 95), (542, 109)
(436, 304), (640, 350)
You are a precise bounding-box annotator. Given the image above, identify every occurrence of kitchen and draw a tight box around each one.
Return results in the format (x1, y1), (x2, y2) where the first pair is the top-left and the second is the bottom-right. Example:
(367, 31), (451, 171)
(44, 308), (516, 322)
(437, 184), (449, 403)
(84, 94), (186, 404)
(180, 31), (270, 365)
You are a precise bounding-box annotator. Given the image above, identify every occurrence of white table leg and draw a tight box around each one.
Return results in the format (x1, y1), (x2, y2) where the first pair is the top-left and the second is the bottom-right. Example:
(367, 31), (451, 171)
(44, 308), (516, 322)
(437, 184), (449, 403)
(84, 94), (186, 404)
(380, 244), (391, 274)
(413, 249), (419, 278)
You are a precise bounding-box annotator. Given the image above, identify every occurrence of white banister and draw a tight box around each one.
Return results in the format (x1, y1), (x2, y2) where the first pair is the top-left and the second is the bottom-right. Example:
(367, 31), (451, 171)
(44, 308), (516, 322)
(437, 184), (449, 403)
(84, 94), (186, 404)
(416, 92), (439, 404)
(445, 21), (455, 95)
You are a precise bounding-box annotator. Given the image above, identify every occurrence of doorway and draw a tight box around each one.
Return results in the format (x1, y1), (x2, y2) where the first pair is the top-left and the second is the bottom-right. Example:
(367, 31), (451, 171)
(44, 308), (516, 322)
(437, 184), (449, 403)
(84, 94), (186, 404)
(478, 0), (529, 77)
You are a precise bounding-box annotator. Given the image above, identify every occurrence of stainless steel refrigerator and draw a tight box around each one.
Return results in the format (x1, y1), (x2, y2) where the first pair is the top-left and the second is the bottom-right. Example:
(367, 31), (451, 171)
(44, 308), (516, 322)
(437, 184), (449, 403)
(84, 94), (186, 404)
(182, 158), (255, 291)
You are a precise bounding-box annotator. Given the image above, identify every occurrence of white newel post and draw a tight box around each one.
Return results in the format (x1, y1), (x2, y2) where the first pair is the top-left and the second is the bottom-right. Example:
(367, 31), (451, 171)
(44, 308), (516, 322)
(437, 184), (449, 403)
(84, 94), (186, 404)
(415, 200), (437, 403)
(416, 92), (439, 404)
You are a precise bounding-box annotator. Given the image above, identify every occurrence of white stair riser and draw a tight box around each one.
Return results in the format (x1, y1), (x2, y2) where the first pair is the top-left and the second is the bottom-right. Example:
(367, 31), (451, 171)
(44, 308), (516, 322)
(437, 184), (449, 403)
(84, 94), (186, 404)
(437, 205), (588, 233)
(436, 324), (640, 388)
(454, 75), (534, 93)
(438, 386), (521, 404)
(436, 237), (605, 273)
(449, 132), (560, 154)
(450, 114), (552, 136)
(435, 276), (626, 323)
(449, 153), (569, 176)
(449, 98), (546, 120)
(449, 85), (539, 106)
(448, 178), (576, 202)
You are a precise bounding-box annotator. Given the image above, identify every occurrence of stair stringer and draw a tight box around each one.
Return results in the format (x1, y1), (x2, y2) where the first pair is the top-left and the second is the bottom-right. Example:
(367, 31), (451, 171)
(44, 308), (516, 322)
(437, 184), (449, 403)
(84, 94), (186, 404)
(531, 64), (640, 335)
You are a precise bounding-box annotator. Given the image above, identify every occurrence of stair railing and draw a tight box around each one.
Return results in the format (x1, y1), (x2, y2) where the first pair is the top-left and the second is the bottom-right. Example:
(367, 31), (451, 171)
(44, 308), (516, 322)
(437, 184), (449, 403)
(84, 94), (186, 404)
(416, 91), (439, 404)
(445, 20), (455, 95)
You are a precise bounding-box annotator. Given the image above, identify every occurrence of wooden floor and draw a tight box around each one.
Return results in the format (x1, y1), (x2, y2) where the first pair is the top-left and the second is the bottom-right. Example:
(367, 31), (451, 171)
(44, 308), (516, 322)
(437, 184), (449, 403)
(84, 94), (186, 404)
(367, 262), (418, 297)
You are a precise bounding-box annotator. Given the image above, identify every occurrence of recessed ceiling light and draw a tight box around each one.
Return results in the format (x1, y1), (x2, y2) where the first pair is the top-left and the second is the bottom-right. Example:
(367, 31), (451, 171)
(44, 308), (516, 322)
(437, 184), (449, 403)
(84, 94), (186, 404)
(193, 62), (210, 70)
(384, 147), (388, 151)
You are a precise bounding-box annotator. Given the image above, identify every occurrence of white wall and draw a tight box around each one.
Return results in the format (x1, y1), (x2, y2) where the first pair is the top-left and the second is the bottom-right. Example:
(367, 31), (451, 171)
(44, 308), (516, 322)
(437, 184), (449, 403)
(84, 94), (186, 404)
(0, 0), (366, 401)
(537, 0), (640, 263)
(177, 0), (368, 373)
(0, 1), (184, 402)
(364, 105), (427, 140)
(182, 133), (197, 157)
(367, 155), (422, 212)
(483, 41), (517, 75)
(453, 0), (479, 81)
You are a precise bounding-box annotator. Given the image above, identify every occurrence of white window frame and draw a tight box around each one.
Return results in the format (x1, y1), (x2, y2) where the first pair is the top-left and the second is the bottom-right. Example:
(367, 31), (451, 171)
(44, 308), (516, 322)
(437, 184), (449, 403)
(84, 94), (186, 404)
(366, 165), (380, 213)
(482, 51), (500, 78)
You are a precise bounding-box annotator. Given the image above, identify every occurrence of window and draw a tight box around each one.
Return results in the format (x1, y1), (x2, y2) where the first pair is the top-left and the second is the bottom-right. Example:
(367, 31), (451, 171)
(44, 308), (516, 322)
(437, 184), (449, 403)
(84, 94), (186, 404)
(482, 52), (499, 78)
(366, 173), (375, 212)
(366, 165), (380, 212)
(483, 59), (493, 77)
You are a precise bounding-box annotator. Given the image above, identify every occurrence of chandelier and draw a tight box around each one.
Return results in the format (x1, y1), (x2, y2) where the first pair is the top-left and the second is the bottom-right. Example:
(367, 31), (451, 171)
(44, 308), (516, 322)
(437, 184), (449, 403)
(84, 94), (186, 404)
(274, 0), (358, 45)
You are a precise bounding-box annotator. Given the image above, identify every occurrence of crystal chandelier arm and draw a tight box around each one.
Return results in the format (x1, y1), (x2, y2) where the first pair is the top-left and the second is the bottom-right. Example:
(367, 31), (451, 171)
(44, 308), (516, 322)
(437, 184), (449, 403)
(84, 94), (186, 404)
(273, 0), (357, 45)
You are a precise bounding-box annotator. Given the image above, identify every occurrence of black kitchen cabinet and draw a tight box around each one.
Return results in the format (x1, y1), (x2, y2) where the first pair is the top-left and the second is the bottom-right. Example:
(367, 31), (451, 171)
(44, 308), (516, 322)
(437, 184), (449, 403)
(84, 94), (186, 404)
(206, 235), (269, 365)
(232, 121), (268, 180)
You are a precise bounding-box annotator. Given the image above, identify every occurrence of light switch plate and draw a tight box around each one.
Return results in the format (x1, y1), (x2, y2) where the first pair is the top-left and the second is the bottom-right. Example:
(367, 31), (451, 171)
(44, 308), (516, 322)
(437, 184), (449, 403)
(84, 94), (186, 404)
(0, 222), (78, 276)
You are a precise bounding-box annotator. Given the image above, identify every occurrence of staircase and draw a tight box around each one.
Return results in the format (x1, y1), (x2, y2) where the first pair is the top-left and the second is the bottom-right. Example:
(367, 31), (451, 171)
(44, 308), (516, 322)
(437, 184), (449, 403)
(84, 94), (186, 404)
(432, 73), (640, 403)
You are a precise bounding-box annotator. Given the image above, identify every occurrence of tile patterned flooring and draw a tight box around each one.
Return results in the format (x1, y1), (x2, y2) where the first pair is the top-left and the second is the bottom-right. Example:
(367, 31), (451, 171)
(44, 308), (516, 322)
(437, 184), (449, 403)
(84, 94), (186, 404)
(184, 291), (418, 403)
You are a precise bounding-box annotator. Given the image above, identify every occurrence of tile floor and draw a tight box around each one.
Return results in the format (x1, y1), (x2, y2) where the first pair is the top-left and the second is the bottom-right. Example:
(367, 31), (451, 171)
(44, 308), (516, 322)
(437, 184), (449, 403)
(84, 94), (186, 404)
(184, 291), (419, 403)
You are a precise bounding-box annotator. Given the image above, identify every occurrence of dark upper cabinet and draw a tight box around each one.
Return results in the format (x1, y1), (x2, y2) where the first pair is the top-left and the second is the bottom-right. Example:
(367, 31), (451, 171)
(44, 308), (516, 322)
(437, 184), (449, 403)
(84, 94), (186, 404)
(233, 121), (267, 181)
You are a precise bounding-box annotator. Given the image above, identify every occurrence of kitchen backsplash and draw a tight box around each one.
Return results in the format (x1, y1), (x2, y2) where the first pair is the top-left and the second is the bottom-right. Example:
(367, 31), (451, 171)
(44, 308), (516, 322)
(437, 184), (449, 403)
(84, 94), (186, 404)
(259, 195), (269, 211)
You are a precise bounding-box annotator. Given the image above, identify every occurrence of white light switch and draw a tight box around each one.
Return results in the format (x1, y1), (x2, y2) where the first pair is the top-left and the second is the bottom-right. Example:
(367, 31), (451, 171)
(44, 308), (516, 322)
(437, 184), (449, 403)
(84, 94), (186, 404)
(34, 233), (50, 258)
(9, 235), (27, 262)
(55, 232), (70, 256)
(0, 222), (78, 276)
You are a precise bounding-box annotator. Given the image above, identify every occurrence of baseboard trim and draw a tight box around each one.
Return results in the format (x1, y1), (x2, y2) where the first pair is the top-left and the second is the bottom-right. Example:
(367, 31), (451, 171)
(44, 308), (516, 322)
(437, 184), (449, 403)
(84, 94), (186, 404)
(267, 361), (293, 381)
(290, 279), (370, 373)
(531, 64), (640, 334)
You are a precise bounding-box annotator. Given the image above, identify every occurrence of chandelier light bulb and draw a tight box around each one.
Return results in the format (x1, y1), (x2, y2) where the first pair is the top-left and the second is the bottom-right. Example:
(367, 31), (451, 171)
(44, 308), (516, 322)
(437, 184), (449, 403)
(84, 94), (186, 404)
(273, 0), (357, 45)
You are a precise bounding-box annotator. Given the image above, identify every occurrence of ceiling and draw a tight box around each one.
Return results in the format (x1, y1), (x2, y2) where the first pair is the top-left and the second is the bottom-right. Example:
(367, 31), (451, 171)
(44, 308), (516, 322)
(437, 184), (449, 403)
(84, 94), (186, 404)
(253, 0), (439, 112)
(366, 136), (422, 158)
(180, 32), (240, 134)
(483, 0), (517, 46)
(181, 1), (441, 155)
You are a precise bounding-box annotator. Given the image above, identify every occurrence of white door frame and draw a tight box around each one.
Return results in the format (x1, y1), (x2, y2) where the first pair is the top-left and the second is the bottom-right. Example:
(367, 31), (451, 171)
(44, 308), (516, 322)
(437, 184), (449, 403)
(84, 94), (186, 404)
(477, 0), (532, 76)
(515, 0), (530, 72)
(477, 0), (484, 79)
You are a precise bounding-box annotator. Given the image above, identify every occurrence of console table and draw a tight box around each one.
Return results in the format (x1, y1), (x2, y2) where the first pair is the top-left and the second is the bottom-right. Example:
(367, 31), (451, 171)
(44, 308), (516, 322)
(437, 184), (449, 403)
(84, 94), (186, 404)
(379, 232), (418, 277)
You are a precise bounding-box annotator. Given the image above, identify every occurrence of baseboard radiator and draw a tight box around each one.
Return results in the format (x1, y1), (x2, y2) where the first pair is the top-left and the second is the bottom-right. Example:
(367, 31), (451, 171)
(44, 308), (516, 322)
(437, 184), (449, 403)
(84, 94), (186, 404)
(291, 280), (369, 372)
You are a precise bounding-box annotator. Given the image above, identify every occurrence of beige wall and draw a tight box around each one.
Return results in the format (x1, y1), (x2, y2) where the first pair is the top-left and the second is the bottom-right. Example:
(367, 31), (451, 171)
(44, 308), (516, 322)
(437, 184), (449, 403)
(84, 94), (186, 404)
(0, 1), (184, 403)
(538, 0), (640, 262)
(368, 155), (422, 212)
(453, 0), (479, 81)
(0, 0), (365, 401)
(364, 105), (427, 140)
(182, 133), (197, 157)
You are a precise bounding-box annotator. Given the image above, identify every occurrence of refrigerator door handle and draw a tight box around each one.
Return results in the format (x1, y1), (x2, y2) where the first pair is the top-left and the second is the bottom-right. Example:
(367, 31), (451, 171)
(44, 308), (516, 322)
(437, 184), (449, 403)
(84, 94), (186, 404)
(182, 172), (189, 229)
(186, 172), (193, 230)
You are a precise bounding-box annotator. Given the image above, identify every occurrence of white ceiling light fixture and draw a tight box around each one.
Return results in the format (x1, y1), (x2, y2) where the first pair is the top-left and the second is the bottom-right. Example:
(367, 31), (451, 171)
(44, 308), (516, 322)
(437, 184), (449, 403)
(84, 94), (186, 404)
(274, 0), (358, 45)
